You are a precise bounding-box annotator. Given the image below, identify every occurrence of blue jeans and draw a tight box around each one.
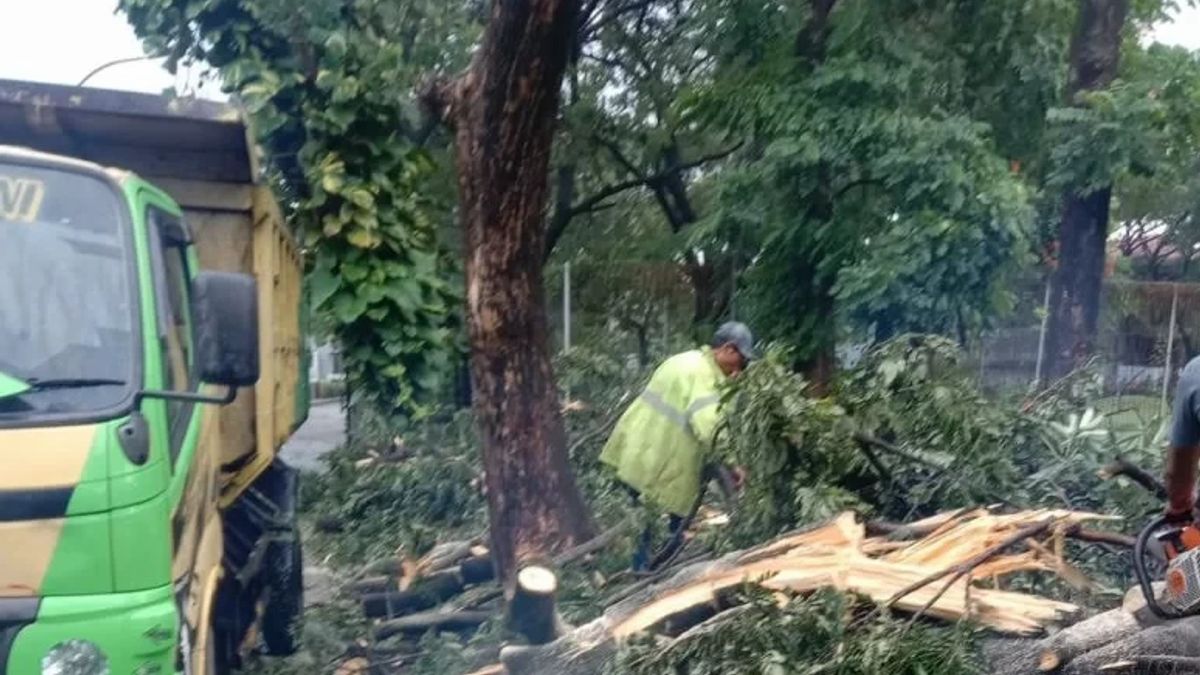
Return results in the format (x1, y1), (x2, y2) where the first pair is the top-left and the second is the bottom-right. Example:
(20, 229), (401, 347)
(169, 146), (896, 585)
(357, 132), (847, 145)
(627, 485), (684, 571)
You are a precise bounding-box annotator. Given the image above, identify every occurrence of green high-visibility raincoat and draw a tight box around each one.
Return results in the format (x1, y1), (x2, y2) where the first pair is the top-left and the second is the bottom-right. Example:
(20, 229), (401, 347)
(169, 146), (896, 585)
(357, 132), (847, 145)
(600, 348), (725, 515)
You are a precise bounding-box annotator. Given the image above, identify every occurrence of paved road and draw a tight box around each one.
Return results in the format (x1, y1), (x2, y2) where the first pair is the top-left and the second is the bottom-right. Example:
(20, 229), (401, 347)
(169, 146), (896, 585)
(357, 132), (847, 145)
(281, 398), (345, 472)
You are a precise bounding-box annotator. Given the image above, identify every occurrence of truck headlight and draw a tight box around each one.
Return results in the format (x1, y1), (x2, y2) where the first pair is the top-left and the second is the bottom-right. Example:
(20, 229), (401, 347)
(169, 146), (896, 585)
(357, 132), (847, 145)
(41, 640), (110, 675)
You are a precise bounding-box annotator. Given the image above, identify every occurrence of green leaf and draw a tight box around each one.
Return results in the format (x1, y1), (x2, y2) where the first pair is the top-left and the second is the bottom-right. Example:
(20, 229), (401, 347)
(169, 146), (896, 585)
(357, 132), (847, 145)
(332, 292), (367, 324)
(309, 265), (340, 309)
(347, 227), (379, 248)
(322, 172), (345, 195)
(348, 188), (375, 209)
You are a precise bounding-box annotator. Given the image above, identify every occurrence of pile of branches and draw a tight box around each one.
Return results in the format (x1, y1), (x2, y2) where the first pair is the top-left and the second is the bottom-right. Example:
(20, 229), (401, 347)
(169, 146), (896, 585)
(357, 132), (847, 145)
(381, 507), (1128, 675)
(717, 337), (1163, 562)
(330, 503), (1200, 675)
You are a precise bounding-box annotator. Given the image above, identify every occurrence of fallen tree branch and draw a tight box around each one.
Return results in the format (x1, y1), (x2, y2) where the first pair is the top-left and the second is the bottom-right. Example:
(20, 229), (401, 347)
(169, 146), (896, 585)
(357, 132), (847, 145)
(553, 520), (630, 567)
(1066, 526), (1135, 549)
(1038, 608), (1142, 672)
(1098, 655), (1200, 673)
(886, 518), (1061, 615)
(362, 555), (494, 618)
(349, 575), (395, 595)
(374, 609), (493, 641)
(1097, 457), (1167, 500)
(853, 432), (946, 471)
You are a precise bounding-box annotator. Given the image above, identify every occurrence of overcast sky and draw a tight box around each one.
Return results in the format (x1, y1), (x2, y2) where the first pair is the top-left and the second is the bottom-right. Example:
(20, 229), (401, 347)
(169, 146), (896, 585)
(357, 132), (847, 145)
(0, 1), (1198, 99)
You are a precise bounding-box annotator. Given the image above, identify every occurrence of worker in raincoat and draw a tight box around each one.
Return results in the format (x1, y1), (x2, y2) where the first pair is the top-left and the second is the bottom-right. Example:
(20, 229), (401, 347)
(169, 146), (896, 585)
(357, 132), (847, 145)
(600, 321), (756, 570)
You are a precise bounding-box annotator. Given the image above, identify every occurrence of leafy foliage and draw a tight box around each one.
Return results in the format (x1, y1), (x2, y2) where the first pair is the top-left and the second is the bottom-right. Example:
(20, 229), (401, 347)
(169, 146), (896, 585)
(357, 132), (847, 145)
(304, 410), (485, 563)
(120, 0), (477, 415)
(686, 0), (1050, 361)
(609, 588), (982, 675)
(718, 335), (1165, 555)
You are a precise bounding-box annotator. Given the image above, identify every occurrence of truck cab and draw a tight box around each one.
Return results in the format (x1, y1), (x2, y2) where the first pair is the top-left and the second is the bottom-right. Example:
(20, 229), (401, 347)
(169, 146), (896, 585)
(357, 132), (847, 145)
(0, 81), (308, 675)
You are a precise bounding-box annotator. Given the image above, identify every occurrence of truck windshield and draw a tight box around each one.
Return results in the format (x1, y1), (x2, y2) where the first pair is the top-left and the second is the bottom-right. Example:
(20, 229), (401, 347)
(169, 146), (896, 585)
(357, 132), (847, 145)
(0, 161), (136, 419)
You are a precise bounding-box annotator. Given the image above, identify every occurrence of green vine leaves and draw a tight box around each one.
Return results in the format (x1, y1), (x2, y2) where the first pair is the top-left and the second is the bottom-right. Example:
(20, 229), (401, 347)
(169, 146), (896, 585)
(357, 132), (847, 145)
(119, 0), (464, 416)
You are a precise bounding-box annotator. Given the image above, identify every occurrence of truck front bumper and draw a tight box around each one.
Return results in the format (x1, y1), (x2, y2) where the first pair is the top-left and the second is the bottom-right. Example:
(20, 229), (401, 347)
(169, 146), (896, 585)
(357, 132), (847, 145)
(2, 585), (177, 675)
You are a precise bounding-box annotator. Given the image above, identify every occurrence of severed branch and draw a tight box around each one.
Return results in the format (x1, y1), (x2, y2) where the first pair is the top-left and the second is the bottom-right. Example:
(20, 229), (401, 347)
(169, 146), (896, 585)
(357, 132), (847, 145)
(1065, 525), (1135, 549)
(885, 519), (1061, 625)
(1097, 457), (1167, 500)
(1098, 655), (1200, 673)
(375, 609), (493, 641)
(852, 432), (946, 471)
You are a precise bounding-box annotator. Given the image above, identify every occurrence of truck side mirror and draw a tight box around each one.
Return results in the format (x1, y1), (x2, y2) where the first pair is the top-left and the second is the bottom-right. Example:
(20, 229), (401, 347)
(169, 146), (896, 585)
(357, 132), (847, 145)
(193, 271), (260, 388)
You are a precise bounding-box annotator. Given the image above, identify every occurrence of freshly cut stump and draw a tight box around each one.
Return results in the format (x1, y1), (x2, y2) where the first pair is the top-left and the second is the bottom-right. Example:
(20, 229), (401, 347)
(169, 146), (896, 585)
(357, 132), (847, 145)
(509, 565), (562, 645)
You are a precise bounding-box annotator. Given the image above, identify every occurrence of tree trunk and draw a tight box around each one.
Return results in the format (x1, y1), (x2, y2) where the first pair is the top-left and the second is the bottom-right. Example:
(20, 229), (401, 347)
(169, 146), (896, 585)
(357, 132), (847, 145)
(1044, 0), (1129, 379)
(451, 0), (595, 584)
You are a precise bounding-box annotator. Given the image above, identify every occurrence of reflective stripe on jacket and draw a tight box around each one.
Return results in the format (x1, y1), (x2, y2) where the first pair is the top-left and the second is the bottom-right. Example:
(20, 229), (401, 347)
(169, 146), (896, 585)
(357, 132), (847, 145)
(599, 348), (725, 515)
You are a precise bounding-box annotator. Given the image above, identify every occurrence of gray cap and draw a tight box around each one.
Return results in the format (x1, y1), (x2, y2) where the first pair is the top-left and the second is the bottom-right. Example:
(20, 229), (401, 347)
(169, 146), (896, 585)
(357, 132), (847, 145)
(714, 321), (758, 361)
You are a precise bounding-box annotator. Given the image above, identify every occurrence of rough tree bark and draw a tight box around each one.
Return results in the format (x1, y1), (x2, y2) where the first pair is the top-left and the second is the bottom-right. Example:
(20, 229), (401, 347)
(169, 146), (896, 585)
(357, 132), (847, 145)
(1044, 0), (1130, 379)
(446, 0), (596, 583)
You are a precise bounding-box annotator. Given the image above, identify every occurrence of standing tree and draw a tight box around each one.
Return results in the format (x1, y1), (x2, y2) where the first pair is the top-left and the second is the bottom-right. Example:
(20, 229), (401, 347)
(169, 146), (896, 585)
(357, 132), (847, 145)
(432, 0), (596, 580)
(1043, 0), (1130, 377)
(693, 0), (1047, 389)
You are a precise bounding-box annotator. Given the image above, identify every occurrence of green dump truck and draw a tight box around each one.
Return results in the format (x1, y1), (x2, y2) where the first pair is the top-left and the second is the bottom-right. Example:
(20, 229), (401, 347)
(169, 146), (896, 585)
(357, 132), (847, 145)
(0, 80), (309, 675)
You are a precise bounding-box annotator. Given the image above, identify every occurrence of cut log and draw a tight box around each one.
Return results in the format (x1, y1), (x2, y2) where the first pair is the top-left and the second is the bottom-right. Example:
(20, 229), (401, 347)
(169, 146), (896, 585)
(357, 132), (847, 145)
(374, 609), (493, 641)
(1096, 656), (1200, 673)
(508, 565), (563, 645)
(334, 656), (370, 675)
(360, 556), (407, 578)
(1060, 617), (1200, 675)
(460, 555), (497, 585)
(350, 575), (396, 595)
(1037, 609), (1142, 672)
(464, 666), (505, 675)
(417, 539), (478, 575)
(361, 555), (495, 618)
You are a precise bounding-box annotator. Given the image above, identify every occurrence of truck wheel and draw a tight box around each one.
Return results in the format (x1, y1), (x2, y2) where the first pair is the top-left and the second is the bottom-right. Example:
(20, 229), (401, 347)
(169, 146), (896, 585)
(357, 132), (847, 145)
(260, 534), (303, 655)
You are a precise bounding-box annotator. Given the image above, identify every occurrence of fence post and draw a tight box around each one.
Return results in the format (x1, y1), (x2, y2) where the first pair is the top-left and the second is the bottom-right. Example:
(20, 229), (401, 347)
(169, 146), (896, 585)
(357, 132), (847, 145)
(1161, 282), (1180, 414)
(1033, 280), (1052, 386)
(562, 261), (571, 355)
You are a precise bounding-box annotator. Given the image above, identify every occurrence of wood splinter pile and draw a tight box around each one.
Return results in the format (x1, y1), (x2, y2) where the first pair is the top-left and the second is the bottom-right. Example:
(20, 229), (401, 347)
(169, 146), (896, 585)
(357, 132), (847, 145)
(482, 507), (1124, 674)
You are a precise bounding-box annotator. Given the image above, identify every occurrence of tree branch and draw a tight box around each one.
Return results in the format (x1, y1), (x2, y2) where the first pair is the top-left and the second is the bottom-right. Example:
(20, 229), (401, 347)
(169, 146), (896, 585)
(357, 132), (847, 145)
(416, 74), (461, 133)
(834, 177), (884, 201)
(886, 519), (1059, 622)
(543, 143), (741, 260)
(1097, 457), (1167, 499)
(586, 0), (659, 36)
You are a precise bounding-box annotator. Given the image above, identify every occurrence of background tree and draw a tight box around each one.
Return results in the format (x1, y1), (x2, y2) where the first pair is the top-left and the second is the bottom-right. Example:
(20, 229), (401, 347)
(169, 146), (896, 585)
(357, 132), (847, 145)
(685, 0), (1058, 388)
(1044, 0), (1132, 377)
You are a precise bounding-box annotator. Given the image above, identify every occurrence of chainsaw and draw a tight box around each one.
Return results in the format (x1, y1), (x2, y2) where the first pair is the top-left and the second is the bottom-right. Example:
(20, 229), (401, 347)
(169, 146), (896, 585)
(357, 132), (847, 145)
(1135, 515), (1200, 619)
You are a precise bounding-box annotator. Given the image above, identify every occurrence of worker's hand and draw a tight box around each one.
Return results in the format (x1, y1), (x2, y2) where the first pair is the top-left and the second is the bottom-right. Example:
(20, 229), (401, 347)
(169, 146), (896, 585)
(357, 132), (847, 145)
(1165, 501), (1196, 525)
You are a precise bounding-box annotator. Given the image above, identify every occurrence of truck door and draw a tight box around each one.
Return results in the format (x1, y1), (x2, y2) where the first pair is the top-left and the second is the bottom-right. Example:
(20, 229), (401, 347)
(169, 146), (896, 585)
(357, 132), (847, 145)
(144, 198), (221, 671)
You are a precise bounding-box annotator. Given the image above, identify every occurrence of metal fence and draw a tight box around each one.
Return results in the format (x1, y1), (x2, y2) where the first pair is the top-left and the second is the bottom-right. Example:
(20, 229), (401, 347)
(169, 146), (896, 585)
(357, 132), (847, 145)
(976, 280), (1200, 410)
